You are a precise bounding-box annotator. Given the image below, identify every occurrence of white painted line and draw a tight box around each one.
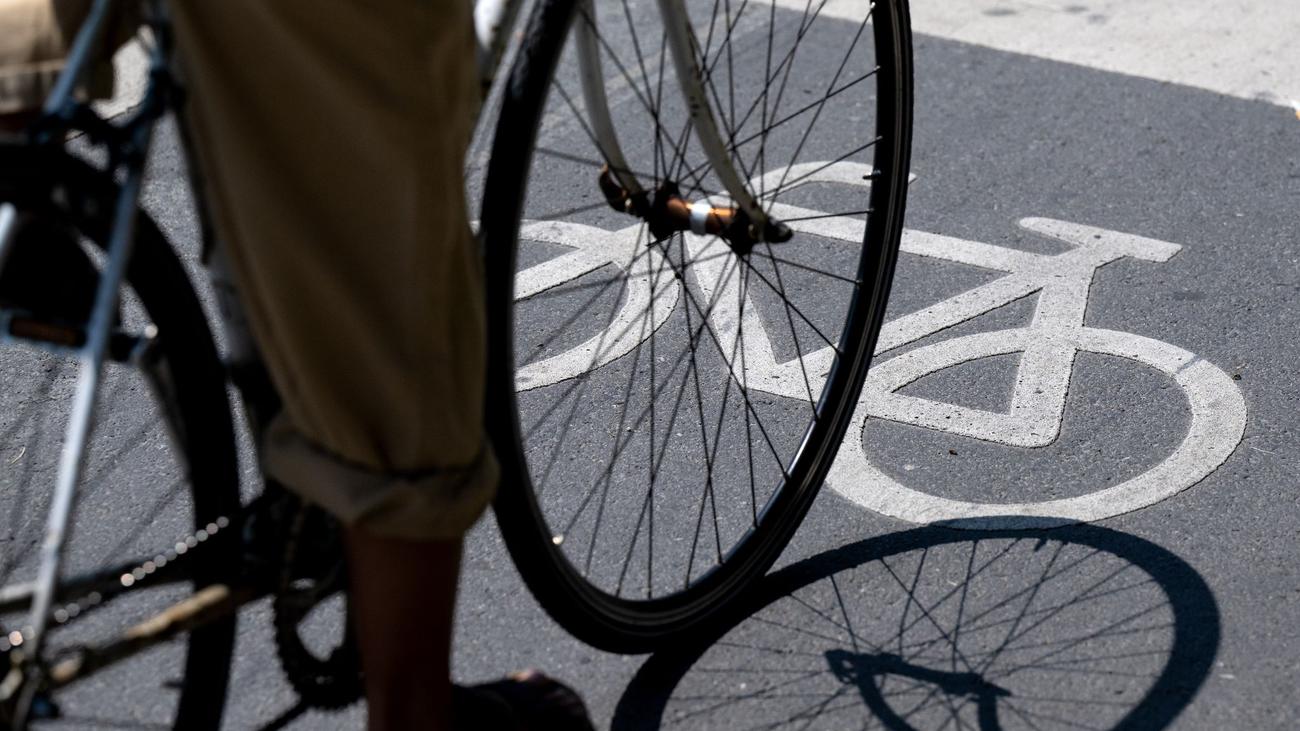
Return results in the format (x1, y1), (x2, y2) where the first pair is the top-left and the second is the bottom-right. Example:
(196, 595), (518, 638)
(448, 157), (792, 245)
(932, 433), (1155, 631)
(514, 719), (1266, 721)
(765, 0), (1299, 110)
(514, 220), (681, 391)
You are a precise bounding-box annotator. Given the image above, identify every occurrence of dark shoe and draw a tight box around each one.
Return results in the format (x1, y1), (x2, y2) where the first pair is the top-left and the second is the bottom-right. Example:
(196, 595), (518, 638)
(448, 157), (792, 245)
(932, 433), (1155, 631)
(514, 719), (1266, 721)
(453, 670), (595, 731)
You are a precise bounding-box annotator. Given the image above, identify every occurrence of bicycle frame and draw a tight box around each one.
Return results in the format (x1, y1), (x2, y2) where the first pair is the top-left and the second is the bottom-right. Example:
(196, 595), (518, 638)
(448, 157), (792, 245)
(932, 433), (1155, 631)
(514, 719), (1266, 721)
(0, 0), (780, 718)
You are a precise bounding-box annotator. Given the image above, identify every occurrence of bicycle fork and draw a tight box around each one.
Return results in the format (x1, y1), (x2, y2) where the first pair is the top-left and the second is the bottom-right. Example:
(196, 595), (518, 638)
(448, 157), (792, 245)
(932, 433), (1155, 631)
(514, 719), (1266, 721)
(573, 0), (792, 254)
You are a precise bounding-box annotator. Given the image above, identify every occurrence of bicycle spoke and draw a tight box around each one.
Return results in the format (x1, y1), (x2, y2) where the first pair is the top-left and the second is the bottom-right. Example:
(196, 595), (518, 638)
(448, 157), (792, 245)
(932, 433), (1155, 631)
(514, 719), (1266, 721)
(646, 220), (659, 597)
(760, 240), (818, 412)
(578, 234), (666, 577)
(652, 238), (793, 477)
(757, 0), (778, 203)
(582, 13), (695, 170)
(756, 134), (881, 201)
(552, 30), (694, 181)
(780, 209), (873, 223)
(712, 0), (841, 158)
(524, 246), (649, 494)
(738, 262), (760, 526)
(514, 241), (653, 383)
(534, 146), (660, 181)
(767, 11), (872, 207)
(730, 250), (844, 356)
(680, 235), (727, 584)
(747, 0), (824, 181)
(550, 240), (739, 544)
(684, 68), (881, 187)
(756, 251), (862, 285)
(618, 0), (665, 124)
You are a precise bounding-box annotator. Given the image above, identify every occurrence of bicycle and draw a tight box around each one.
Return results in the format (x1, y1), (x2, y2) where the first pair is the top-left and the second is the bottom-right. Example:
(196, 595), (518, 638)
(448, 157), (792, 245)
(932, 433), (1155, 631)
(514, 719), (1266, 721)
(0, 0), (912, 725)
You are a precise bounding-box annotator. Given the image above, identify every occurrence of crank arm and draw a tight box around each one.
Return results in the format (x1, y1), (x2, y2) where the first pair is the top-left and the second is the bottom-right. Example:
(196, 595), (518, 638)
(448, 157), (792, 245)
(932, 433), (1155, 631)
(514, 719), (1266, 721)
(45, 583), (255, 690)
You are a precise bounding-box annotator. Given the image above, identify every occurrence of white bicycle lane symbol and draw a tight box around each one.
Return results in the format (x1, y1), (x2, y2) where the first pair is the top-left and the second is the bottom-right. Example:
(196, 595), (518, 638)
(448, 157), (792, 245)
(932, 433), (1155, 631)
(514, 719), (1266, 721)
(512, 161), (1246, 528)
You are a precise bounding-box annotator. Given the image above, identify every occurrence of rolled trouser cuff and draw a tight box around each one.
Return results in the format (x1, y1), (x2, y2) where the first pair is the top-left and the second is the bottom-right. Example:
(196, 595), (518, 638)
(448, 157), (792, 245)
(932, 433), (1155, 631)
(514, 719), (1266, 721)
(264, 414), (499, 541)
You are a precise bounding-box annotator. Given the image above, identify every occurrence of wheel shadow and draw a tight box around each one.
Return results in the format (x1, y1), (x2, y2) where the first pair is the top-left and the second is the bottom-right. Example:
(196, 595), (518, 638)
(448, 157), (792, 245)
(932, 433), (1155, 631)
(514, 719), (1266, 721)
(613, 523), (1220, 730)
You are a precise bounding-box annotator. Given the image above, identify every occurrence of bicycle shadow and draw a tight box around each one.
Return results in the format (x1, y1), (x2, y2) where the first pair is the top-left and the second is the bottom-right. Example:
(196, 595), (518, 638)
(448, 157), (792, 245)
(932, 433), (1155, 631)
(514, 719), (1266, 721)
(612, 522), (1220, 731)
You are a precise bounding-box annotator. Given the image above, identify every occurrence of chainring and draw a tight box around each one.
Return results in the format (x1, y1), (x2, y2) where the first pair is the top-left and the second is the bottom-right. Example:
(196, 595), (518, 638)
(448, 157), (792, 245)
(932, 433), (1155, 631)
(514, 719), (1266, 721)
(268, 485), (363, 709)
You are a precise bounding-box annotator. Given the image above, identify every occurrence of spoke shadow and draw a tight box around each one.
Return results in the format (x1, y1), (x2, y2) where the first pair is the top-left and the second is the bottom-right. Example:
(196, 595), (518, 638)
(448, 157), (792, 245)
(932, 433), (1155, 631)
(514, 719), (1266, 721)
(826, 649), (1011, 731)
(613, 522), (1220, 730)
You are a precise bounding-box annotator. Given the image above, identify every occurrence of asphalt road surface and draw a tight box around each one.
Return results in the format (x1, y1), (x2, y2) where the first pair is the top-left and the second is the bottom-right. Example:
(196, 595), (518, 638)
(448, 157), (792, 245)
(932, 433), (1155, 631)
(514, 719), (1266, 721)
(2, 0), (1298, 728)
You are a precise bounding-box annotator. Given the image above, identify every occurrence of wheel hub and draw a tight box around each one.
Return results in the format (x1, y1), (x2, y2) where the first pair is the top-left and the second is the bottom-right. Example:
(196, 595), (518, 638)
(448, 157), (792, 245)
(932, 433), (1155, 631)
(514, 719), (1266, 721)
(597, 166), (792, 256)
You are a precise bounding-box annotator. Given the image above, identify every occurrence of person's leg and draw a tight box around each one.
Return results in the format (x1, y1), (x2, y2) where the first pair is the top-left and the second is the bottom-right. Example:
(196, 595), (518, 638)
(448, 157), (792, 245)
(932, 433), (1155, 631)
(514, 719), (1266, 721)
(168, 3), (498, 727)
(346, 530), (461, 731)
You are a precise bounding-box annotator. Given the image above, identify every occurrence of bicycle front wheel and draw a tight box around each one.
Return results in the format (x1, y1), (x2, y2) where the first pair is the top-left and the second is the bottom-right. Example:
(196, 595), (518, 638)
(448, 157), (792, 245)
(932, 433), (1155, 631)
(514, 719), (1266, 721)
(482, 0), (912, 652)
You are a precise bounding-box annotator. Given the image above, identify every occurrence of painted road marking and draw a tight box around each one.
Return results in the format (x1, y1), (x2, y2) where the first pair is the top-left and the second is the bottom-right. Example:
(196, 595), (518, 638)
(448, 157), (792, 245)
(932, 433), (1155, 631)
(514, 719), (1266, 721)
(907, 0), (1299, 111)
(829, 217), (1247, 528)
(514, 161), (1247, 525)
(514, 220), (680, 391)
(866, 218), (1184, 447)
(760, 0), (1300, 111)
(832, 325), (1247, 528)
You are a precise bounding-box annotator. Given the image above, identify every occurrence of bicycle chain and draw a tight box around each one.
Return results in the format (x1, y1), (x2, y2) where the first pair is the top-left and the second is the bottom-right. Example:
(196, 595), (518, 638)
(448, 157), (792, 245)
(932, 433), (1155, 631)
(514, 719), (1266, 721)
(0, 489), (363, 712)
(0, 515), (235, 655)
(0, 515), (236, 724)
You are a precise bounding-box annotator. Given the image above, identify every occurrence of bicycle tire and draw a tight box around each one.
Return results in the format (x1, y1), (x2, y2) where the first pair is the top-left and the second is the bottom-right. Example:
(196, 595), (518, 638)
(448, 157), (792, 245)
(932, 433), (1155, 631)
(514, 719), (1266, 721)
(0, 144), (241, 728)
(483, 0), (912, 653)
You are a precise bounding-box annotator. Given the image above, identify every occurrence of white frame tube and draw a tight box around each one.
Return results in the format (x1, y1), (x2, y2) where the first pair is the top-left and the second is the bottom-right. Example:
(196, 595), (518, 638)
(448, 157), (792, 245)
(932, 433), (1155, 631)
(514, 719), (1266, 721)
(575, 0), (645, 199)
(653, 0), (767, 229)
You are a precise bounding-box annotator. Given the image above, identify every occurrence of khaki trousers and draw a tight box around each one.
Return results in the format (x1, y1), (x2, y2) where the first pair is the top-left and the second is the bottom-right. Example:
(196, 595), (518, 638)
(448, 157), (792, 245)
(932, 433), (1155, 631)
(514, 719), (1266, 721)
(1, 0), (498, 540)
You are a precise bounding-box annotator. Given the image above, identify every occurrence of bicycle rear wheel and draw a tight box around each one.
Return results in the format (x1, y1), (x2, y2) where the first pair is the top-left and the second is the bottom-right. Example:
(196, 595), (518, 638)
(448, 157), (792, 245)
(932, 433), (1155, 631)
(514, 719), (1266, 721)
(0, 145), (241, 728)
(482, 0), (912, 652)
